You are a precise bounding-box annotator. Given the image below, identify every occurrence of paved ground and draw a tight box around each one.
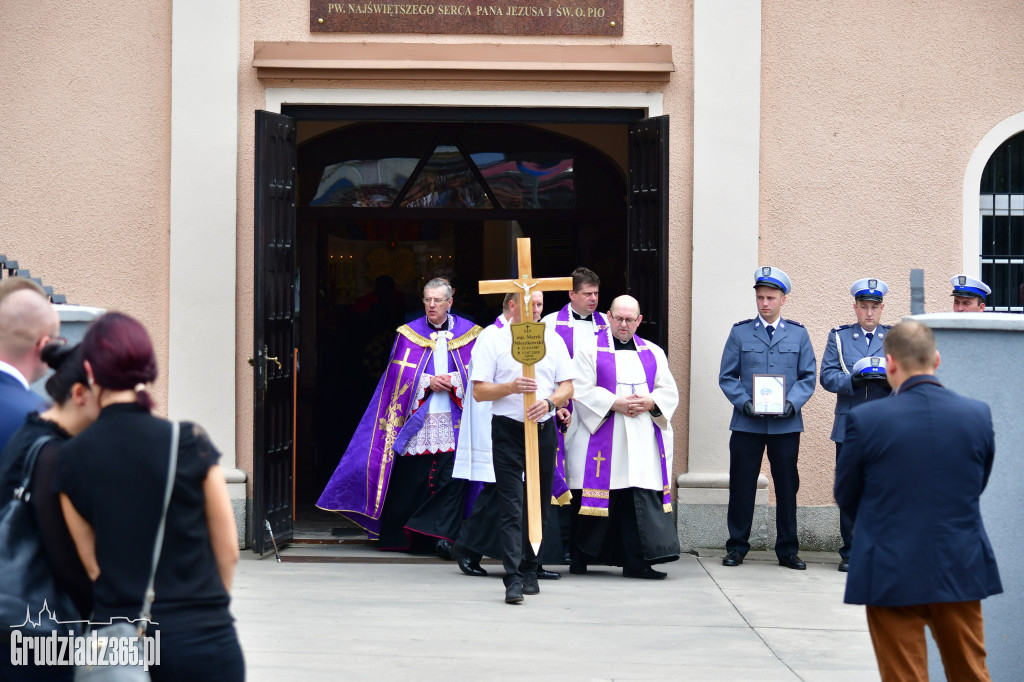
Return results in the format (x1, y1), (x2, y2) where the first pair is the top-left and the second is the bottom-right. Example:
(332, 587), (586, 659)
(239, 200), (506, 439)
(230, 543), (880, 681)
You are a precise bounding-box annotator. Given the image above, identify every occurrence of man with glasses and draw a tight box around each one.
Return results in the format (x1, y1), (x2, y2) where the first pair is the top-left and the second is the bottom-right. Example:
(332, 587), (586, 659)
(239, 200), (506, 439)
(0, 287), (60, 454)
(565, 295), (680, 579)
(317, 278), (482, 554)
(719, 266), (816, 570)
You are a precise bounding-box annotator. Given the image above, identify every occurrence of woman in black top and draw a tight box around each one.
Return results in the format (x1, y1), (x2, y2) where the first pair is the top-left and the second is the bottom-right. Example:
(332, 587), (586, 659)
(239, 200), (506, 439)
(58, 313), (244, 682)
(0, 343), (98, 682)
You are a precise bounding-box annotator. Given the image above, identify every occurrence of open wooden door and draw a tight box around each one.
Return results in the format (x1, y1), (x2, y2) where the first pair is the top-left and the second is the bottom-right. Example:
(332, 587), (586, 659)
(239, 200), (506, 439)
(252, 110), (297, 554)
(626, 115), (669, 351)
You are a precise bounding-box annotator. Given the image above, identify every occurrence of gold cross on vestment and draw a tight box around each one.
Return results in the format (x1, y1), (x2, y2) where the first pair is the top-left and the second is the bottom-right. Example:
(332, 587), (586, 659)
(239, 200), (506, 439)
(375, 347), (421, 516)
(593, 451), (607, 478)
(391, 347), (417, 370)
(477, 237), (573, 554)
(389, 348), (418, 402)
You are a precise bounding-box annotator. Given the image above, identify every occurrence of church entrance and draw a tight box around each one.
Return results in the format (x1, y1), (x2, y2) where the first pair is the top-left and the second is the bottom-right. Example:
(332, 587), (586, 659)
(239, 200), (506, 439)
(251, 107), (668, 552)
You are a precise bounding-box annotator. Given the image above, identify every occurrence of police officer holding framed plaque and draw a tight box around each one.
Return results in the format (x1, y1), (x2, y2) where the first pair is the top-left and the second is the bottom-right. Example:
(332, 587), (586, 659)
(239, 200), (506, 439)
(719, 266), (817, 570)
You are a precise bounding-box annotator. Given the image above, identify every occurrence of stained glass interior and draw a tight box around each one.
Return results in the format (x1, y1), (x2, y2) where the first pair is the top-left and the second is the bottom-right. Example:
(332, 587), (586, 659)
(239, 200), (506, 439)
(400, 146), (492, 209)
(471, 153), (574, 209)
(310, 158), (419, 207)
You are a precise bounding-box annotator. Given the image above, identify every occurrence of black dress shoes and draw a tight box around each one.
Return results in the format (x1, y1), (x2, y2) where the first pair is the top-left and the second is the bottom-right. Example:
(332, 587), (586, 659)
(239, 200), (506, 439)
(523, 572), (540, 595)
(434, 538), (453, 561)
(569, 560), (588, 575)
(505, 582), (524, 604)
(450, 544), (487, 577)
(722, 551), (743, 567)
(622, 566), (667, 580)
(838, 559), (849, 573)
(778, 554), (807, 570)
(535, 567), (561, 580)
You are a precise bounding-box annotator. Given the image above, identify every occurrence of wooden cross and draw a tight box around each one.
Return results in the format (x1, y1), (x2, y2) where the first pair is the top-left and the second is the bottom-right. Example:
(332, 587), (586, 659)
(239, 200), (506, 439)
(478, 238), (573, 554)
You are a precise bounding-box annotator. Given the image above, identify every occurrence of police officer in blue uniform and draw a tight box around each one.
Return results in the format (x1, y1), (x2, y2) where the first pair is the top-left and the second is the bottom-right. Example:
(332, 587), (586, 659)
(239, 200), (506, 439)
(820, 278), (892, 572)
(719, 267), (817, 570)
(950, 274), (991, 312)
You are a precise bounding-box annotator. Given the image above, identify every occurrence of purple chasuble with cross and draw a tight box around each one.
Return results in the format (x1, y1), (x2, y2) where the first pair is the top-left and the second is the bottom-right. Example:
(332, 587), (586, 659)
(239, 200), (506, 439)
(579, 329), (671, 516)
(316, 314), (480, 539)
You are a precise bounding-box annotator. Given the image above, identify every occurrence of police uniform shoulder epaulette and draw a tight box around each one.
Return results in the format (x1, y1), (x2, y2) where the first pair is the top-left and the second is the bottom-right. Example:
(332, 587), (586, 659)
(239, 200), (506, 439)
(832, 323), (853, 332)
(783, 319), (805, 328)
(878, 323), (893, 330)
(733, 318), (754, 327)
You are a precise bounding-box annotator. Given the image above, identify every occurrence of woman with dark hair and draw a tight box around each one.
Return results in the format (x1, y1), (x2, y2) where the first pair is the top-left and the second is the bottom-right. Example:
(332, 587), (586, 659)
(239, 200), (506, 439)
(0, 342), (99, 681)
(57, 312), (244, 682)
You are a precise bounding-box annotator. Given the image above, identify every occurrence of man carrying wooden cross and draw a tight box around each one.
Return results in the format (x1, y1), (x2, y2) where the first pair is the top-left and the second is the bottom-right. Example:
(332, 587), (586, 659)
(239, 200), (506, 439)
(473, 240), (575, 604)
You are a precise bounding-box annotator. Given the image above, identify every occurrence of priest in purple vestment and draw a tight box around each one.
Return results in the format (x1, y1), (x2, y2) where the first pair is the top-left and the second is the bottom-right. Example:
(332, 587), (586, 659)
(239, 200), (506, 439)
(316, 278), (482, 552)
(567, 295), (680, 579)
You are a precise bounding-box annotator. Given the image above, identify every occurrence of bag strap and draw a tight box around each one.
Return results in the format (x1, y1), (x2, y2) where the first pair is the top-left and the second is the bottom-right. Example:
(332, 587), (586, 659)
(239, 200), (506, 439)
(137, 421), (179, 633)
(13, 435), (58, 502)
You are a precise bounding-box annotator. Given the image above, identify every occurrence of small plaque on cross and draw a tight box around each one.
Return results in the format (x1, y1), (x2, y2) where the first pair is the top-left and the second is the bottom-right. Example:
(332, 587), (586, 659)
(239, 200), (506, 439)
(510, 322), (547, 366)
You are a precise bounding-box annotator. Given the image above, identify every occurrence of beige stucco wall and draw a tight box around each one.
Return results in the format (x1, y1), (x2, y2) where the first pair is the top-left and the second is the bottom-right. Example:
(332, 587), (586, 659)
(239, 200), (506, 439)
(235, 1), (696, 493)
(760, 1), (1024, 505)
(0, 4), (172, 407)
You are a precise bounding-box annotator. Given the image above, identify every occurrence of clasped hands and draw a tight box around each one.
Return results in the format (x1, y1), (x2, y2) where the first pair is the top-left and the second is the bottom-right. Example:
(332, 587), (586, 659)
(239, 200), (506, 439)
(612, 394), (654, 419)
(428, 373), (454, 393)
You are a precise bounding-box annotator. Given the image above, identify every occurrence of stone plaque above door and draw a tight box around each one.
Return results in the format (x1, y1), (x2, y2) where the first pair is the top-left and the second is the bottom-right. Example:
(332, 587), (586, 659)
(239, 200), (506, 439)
(310, 0), (624, 36)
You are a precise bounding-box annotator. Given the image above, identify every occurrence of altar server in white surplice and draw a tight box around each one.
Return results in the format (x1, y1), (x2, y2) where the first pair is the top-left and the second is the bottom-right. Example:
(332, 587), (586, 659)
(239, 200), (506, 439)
(566, 295), (680, 579)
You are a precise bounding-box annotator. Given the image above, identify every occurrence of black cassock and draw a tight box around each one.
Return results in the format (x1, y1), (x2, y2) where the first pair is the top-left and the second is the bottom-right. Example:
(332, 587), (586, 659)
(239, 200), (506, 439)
(571, 487), (680, 567)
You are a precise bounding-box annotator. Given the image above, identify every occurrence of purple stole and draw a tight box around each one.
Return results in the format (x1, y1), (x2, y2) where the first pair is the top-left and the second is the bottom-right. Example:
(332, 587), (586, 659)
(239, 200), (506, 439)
(316, 315), (481, 539)
(579, 330), (671, 517)
(552, 304), (608, 359)
(551, 305), (608, 504)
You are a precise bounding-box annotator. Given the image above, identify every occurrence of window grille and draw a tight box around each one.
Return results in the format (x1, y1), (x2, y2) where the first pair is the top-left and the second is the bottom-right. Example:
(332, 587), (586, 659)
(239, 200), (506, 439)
(979, 131), (1024, 312)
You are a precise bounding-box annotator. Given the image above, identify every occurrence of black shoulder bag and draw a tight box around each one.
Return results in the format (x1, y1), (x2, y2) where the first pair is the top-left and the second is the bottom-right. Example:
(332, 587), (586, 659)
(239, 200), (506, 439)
(0, 435), (79, 636)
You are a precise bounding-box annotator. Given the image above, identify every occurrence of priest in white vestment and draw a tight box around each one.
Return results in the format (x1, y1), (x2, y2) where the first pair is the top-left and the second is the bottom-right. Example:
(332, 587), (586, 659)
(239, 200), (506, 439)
(566, 295), (681, 579)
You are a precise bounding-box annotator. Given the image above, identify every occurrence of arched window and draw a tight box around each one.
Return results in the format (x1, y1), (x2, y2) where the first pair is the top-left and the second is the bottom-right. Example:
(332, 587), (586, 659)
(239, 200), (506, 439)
(979, 131), (1024, 312)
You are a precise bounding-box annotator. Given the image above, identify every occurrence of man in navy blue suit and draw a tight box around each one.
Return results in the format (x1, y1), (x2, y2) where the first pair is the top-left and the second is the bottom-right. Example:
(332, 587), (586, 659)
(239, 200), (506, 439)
(0, 287), (59, 453)
(836, 320), (1001, 681)
(719, 266), (817, 570)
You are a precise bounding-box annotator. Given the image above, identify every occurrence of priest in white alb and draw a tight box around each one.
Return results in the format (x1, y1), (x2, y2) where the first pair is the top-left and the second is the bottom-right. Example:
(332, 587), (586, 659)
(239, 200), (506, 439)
(566, 295), (680, 579)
